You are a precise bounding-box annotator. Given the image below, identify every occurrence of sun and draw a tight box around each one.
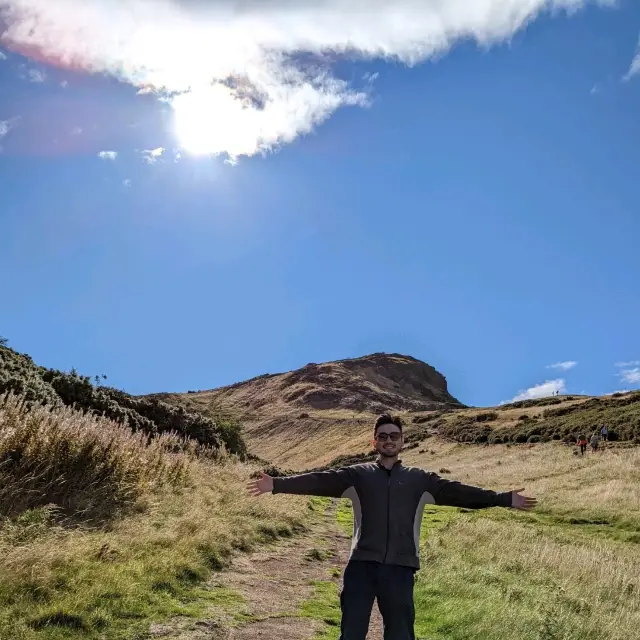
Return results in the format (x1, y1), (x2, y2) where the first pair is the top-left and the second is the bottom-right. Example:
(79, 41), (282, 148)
(172, 85), (259, 159)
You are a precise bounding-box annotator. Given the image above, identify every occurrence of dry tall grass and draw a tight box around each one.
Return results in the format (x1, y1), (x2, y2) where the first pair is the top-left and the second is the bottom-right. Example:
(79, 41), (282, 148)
(0, 457), (308, 639)
(0, 393), (190, 521)
(404, 440), (640, 522)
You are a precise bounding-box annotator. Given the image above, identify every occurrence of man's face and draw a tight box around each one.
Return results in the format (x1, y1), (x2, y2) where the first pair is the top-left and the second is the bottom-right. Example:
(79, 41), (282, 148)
(374, 424), (403, 458)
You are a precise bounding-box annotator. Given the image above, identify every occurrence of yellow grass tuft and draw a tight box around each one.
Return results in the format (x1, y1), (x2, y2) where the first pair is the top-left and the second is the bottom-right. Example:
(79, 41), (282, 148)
(0, 393), (190, 522)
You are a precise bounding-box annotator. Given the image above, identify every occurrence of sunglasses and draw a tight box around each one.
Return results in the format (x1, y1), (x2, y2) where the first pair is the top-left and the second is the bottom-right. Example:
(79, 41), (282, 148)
(375, 432), (402, 442)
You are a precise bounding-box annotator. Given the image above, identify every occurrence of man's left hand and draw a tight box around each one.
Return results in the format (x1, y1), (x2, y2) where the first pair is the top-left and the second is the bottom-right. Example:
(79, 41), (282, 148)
(511, 489), (537, 511)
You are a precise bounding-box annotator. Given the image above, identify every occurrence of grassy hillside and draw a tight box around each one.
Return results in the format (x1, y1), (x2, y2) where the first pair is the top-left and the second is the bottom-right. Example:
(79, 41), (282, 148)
(3, 344), (639, 639)
(156, 353), (462, 467)
(301, 442), (640, 640)
(210, 390), (640, 471)
(157, 352), (640, 469)
(0, 393), (307, 639)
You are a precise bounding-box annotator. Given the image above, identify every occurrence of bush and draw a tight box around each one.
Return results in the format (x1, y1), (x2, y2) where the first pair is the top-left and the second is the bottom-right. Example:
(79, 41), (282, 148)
(439, 418), (491, 444)
(0, 345), (246, 457)
(411, 412), (443, 424)
(475, 412), (498, 423)
(0, 394), (190, 521)
(542, 405), (579, 419)
(0, 347), (60, 407)
(323, 451), (377, 468)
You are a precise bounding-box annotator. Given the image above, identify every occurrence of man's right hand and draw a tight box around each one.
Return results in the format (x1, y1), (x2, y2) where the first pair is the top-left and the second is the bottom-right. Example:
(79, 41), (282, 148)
(247, 472), (274, 497)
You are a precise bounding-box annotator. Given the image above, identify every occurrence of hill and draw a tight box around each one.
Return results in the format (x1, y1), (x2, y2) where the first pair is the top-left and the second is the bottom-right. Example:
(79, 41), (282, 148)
(2, 343), (640, 639)
(151, 353), (463, 468)
(156, 353), (640, 470)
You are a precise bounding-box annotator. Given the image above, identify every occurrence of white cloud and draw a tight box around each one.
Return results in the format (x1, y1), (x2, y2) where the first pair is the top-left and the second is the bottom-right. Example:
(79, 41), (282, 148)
(615, 361), (640, 368)
(512, 379), (566, 402)
(97, 150), (118, 160)
(547, 360), (578, 371)
(624, 37), (640, 81)
(0, 51), (7, 61)
(141, 147), (165, 164)
(0, 0), (615, 162)
(123, 178), (132, 187)
(619, 368), (640, 385)
(0, 117), (19, 140)
(60, 79), (69, 88)
(27, 67), (46, 82)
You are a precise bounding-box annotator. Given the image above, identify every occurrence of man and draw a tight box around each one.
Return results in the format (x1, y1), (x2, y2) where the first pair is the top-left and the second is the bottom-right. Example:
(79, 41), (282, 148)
(591, 431), (600, 453)
(600, 424), (608, 442)
(247, 414), (537, 640)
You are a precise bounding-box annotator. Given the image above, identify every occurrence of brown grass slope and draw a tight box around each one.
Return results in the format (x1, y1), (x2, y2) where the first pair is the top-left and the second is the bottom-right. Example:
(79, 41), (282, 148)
(151, 353), (462, 468)
(155, 354), (640, 471)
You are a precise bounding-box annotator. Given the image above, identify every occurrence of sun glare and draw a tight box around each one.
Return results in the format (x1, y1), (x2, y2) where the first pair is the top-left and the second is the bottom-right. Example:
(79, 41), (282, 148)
(172, 85), (260, 159)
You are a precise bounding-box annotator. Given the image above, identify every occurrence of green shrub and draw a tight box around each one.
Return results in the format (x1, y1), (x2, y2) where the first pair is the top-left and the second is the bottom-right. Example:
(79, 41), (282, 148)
(440, 419), (491, 443)
(0, 345), (246, 457)
(475, 412), (498, 423)
(404, 419), (444, 444)
(0, 347), (61, 407)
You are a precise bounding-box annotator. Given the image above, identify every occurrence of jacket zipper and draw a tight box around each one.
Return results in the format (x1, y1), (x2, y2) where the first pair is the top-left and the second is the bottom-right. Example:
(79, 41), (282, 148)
(383, 468), (391, 563)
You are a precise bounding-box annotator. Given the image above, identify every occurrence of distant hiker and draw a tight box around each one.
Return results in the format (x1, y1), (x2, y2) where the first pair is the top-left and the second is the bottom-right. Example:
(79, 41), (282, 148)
(600, 424), (609, 442)
(577, 434), (588, 456)
(247, 414), (537, 640)
(590, 432), (600, 453)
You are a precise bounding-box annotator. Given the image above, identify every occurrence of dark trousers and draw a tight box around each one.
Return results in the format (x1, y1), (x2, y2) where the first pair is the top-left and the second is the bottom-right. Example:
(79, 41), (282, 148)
(580, 444), (587, 455)
(339, 560), (416, 640)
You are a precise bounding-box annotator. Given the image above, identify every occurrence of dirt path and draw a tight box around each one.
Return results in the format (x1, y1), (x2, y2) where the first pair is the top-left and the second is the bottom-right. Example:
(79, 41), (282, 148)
(150, 507), (383, 639)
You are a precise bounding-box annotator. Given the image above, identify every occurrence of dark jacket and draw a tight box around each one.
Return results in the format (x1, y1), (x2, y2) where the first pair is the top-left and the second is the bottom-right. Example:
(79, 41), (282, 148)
(273, 460), (512, 569)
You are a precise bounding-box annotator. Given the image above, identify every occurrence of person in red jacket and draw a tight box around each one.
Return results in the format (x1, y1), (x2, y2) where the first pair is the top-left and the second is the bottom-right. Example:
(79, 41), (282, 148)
(248, 414), (536, 640)
(577, 434), (588, 455)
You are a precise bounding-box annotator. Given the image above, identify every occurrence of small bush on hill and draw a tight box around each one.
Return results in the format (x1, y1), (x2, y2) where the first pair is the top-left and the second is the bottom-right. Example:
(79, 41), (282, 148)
(475, 412), (498, 423)
(440, 419), (492, 443)
(411, 411), (444, 424)
(0, 394), (190, 521)
(542, 405), (580, 419)
(322, 451), (377, 468)
(0, 348), (61, 407)
(404, 419), (445, 444)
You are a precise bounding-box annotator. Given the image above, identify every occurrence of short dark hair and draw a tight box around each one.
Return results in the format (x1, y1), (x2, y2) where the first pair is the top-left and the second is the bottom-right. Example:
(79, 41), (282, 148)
(374, 414), (403, 434)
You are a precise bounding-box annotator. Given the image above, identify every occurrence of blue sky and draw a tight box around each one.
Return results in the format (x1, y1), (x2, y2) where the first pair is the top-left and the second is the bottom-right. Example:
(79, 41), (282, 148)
(1, 0), (640, 407)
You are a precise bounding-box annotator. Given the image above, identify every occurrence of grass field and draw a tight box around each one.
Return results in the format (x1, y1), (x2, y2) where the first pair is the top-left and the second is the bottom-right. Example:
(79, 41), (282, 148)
(301, 442), (640, 640)
(2, 387), (639, 639)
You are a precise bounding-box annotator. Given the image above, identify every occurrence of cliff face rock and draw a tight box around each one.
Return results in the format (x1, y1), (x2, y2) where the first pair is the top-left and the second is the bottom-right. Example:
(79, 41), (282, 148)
(276, 353), (461, 413)
(172, 353), (462, 417)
